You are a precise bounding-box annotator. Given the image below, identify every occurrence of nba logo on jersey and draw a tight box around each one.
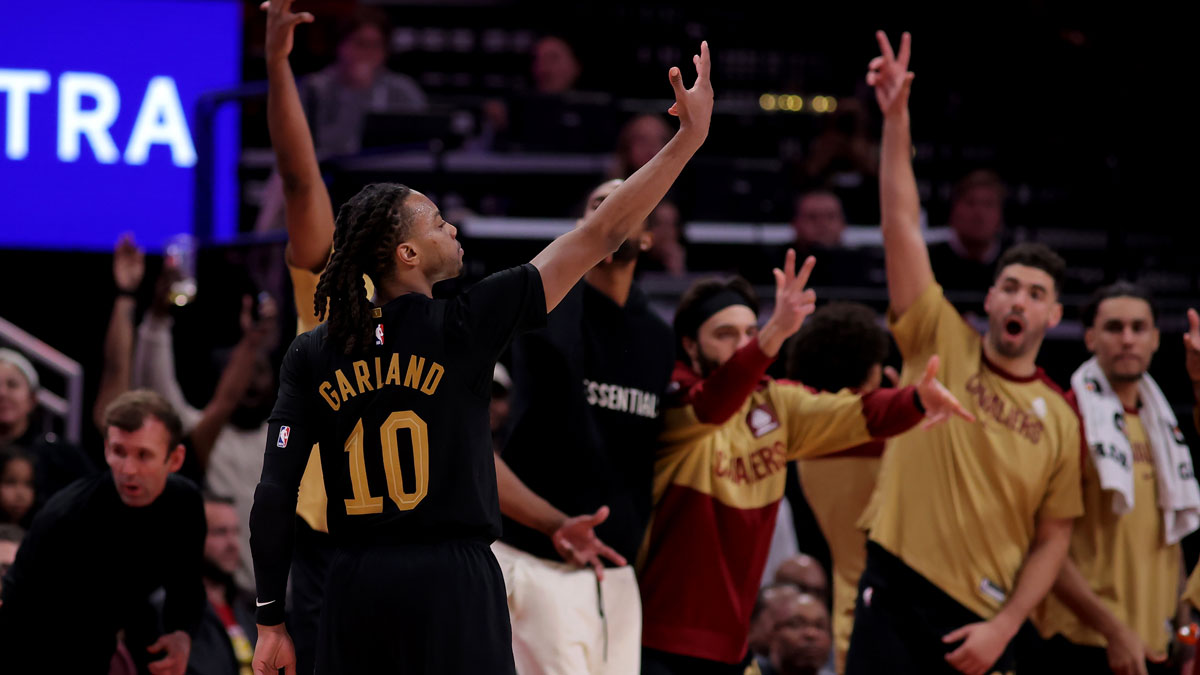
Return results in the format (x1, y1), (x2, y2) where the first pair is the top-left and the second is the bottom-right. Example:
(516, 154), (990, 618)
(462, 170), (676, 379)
(376, 324), (384, 346)
(277, 426), (291, 448)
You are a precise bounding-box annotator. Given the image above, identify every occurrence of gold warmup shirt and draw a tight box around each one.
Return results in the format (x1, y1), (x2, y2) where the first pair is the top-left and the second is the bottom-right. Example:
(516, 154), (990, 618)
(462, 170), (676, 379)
(798, 450), (880, 673)
(289, 264), (374, 533)
(860, 283), (1083, 619)
(1036, 409), (1180, 653)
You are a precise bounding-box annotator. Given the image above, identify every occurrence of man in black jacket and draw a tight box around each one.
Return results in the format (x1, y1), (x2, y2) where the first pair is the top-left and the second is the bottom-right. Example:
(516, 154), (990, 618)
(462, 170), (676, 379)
(0, 389), (204, 675)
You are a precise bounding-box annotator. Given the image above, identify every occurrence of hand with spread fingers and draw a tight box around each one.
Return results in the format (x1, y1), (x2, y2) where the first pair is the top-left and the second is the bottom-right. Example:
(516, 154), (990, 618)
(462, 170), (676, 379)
(261, 0), (314, 65)
(666, 41), (714, 143)
(758, 250), (818, 357)
(915, 355), (976, 430)
(552, 506), (628, 581)
(867, 30), (914, 119)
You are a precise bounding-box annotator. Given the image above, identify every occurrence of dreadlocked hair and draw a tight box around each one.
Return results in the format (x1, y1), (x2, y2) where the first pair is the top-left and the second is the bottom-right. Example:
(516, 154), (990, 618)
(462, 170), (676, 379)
(315, 183), (415, 355)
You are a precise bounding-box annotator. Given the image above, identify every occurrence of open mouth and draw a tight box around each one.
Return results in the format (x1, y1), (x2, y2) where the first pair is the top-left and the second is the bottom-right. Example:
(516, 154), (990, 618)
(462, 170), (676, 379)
(1004, 316), (1025, 337)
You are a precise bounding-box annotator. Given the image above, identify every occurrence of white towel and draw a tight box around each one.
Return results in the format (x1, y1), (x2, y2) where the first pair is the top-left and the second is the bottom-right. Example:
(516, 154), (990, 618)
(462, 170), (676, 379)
(1071, 356), (1200, 545)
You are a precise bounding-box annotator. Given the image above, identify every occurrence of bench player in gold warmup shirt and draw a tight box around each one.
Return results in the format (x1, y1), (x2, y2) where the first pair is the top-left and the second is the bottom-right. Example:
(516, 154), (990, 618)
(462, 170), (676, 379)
(1026, 283), (1195, 675)
(787, 302), (894, 674)
(846, 31), (1083, 675)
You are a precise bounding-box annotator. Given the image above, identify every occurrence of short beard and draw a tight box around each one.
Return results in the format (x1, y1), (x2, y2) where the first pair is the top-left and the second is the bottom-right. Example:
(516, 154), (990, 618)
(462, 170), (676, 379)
(595, 238), (640, 270)
(695, 350), (722, 378)
(1106, 367), (1145, 384)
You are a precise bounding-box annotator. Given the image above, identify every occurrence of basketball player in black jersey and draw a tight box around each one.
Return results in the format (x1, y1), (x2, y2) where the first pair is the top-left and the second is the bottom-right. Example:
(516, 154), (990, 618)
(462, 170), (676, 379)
(247, 19), (713, 675)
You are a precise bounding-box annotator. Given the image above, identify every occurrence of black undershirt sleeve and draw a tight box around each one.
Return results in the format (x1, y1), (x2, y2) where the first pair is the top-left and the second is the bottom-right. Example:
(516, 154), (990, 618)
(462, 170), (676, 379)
(250, 333), (317, 626)
(162, 486), (206, 635)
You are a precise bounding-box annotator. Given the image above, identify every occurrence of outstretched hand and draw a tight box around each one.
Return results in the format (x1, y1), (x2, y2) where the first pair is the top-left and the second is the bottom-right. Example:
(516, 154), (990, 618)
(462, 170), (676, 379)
(113, 233), (145, 293)
(757, 250), (817, 357)
(261, 0), (314, 64)
(867, 30), (914, 118)
(666, 41), (714, 142)
(916, 355), (976, 430)
(552, 506), (627, 581)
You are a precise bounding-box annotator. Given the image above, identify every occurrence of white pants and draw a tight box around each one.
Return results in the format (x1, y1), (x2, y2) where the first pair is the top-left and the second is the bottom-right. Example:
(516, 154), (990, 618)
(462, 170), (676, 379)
(492, 541), (642, 675)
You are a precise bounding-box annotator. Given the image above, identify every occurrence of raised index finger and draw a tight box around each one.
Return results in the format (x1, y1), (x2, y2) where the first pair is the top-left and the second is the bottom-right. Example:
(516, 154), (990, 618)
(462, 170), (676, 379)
(897, 31), (912, 68)
(793, 254), (816, 290)
(695, 40), (711, 83)
(875, 30), (896, 63)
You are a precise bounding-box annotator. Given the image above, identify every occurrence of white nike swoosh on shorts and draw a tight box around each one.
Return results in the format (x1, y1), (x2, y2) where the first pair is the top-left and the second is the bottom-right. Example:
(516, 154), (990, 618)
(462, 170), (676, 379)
(255, 599), (276, 607)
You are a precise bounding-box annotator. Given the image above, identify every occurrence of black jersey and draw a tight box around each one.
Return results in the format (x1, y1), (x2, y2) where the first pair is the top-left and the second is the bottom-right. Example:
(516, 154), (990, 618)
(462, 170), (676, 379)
(251, 264), (545, 623)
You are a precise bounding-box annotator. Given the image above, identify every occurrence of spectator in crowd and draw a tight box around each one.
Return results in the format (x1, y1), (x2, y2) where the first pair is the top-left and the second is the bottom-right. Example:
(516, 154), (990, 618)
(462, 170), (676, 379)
(255, 6), (429, 232)
(531, 34), (582, 95)
(0, 347), (95, 511)
(638, 256), (972, 674)
(0, 445), (34, 527)
(1025, 282), (1196, 675)
(757, 192), (880, 288)
(774, 554), (830, 606)
(642, 199), (688, 277)
(927, 169), (1008, 297)
(0, 523), (22, 593)
(0, 390), (204, 675)
(792, 191), (847, 250)
(133, 273), (278, 594)
(156, 492), (256, 675)
(612, 114), (673, 179)
(750, 583), (804, 660)
(494, 178), (673, 674)
(787, 301), (895, 673)
(799, 99), (876, 193)
(758, 593), (836, 675)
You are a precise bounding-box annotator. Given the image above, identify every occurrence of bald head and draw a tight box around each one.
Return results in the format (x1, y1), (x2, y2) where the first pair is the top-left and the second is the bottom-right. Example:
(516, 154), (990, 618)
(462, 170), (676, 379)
(774, 554), (828, 603)
(769, 593), (831, 675)
(749, 583), (802, 657)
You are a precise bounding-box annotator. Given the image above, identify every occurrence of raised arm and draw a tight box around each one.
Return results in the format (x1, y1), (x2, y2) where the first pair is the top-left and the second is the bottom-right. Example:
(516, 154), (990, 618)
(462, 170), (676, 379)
(869, 31), (933, 317)
(188, 296), (279, 468)
(531, 42), (713, 312)
(261, 0), (332, 272)
(94, 235), (144, 431)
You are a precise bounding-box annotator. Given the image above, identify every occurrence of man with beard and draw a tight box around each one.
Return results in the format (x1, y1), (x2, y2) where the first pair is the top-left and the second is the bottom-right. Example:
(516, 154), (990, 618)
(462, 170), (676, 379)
(638, 257), (975, 675)
(491, 179), (673, 675)
(134, 278), (279, 594)
(847, 31), (1083, 675)
(1026, 282), (1198, 675)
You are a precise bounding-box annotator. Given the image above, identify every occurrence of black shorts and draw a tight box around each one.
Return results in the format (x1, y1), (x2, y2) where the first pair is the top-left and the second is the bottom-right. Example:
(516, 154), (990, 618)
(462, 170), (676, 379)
(1014, 632), (1177, 675)
(845, 543), (1018, 675)
(315, 538), (516, 675)
(289, 516), (336, 675)
(640, 647), (757, 675)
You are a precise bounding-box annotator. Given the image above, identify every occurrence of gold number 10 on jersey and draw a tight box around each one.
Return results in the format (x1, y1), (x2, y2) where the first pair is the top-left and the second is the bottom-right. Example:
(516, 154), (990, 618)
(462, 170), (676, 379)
(343, 411), (430, 515)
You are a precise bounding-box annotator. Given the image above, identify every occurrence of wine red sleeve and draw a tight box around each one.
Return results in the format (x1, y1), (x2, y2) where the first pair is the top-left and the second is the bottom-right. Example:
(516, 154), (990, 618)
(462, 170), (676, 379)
(859, 385), (925, 438)
(682, 338), (775, 425)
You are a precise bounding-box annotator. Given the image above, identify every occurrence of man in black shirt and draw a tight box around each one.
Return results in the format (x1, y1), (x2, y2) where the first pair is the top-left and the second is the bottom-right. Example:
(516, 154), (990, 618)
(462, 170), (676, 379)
(0, 389), (205, 675)
(248, 5), (714, 672)
(493, 178), (675, 674)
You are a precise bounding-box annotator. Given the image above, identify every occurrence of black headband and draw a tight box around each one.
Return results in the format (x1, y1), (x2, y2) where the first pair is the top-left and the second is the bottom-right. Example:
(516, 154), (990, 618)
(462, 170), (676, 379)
(675, 289), (754, 340)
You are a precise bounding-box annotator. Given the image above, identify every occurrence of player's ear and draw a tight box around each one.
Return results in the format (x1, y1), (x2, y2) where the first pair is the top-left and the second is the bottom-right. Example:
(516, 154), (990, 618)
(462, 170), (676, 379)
(166, 444), (186, 473)
(396, 242), (419, 269)
(1047, 300), (1063, 329)
(682, 335), (699, 366)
